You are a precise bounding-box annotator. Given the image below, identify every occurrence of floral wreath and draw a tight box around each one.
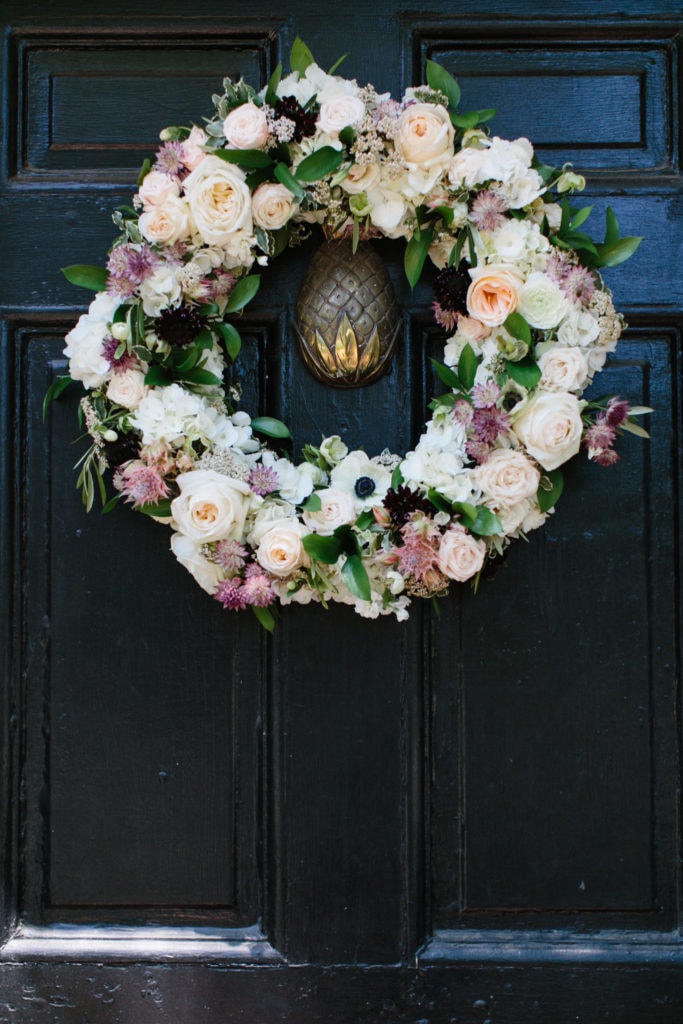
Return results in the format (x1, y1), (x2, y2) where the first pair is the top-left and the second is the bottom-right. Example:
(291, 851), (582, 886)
(52, 38), (648, 630)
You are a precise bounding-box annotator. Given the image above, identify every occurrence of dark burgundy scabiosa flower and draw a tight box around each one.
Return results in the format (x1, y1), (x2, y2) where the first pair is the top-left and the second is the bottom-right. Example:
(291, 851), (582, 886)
(155, 304), (204, 347)
(382, 485), (434, 530)
(433, 260), (471, 330)
(101, 432), (141, 470)
(273, 96), (318, 142)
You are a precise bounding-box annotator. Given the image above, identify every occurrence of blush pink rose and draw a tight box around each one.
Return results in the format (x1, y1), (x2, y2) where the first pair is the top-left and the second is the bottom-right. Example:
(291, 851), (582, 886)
(466, 265), (522, 327)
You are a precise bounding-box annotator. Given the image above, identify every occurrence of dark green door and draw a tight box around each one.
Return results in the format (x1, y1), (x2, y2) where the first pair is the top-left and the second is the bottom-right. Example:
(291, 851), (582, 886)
(1, 1), (682, 1020)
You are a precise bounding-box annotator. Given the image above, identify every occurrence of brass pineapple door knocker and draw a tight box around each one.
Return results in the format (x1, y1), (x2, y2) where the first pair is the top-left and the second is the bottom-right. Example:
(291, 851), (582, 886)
(293, 238), (401, 387)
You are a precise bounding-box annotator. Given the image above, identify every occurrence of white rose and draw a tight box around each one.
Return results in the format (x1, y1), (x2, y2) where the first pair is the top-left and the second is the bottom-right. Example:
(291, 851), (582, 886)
(138, 196), (190, 245)
(395, 103), (454, 168)
(64, 316), (110, 389)
(302, 488), (356, 535)
(438, 524), (487, 582)
(516, 271), (569, 330)
(341, 162), (381, 195)
(557, 308), (600, 348)
(138, 265), (182, 316)
(251, 183), (298, 230)
(256, 520), (309, 577)
(538, 346), (589, 392)
(171, 469), (251, 543)
(106, 369), (148, 409)
(170, 532), (223, 594)
(183, 156), (252, 246)
(317, 94), (365, 137)
(512, 390), (584, 471)
(223, 102), (270, 150)
(474, 449), (540, 508)
(137, 170), (180, 209)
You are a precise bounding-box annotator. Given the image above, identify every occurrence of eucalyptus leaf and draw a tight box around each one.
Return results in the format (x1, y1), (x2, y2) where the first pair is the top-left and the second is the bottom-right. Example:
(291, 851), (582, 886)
(225, 274), (261, 313)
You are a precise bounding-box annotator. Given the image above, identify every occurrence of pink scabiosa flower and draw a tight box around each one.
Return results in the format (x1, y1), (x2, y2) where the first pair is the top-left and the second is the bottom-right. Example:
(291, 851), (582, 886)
(470, 189), (508, 232)
(214, 577), (248, 610)
(214, 540), (248, 574)
(248, 465), (279, 497)
(113, 460), (170, 508)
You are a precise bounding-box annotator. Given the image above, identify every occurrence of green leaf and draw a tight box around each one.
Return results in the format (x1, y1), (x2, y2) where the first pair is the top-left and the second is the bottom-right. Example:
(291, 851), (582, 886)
(301, 492), (322, 511)
(469, 506), (503, 537)
(428, 488), (453, 514)
(136, 157), (152, 187)
(174, 345), (202, 374)
(458, 342), (479, 390)
(341, 553), (372, 602)
(594, 236), (643, 268)
(430, 358), (461, 391)
(451, 108), (496, 128)
(213, 147), (274, 168)
(404, 224), (434, 288)
(274, 161), (305, 201)
(302, 533), (342, 564)
(296, 146), (345, 182)
(250, 416), (292, 439)
(570, 205), (593, 230)
(449, 229), (467, 269)
(391, 464), (404, 489)
(225, 274), (261, 313)
(505, 357), (542, 390)
(604, 206), (620, 246)
(101, 493), (123, 515)
(252, 605), (275, 631)
(328, 53), (348, 75)
(137, 499), (173, 517)
(355, 511), (375, 531)
(338, 125), (356, 147)
(61, 264), (108, 291)
(290, 37), (315, 75)
(42, 375), (73, 420)
(451, 500), (478, 524)
(180, 367), (223, 387)
(504, 311), (532, 346)
(216, 321), (242, 361)
(425, 59), (461, 111)
(265, 62), (283, 106)
(144, 365), (171, 387)
(620, 419), (650, 439)
(537, 469), (564, 514)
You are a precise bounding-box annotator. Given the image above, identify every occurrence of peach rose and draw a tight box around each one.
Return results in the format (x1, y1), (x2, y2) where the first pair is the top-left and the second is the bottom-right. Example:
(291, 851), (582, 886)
(466, 264), (522, 327)
(256, 520), (309, 577)
(395, 103), (454, 167)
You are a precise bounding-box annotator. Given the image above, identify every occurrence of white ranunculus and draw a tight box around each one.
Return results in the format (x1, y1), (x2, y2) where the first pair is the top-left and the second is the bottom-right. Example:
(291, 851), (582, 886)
(538, 346), (590, 392)
(330, 450), (391, 511)
(138, 196), (190, 245)
(318, 94), (365, 137)
(256, 519), (309, 577)
(516, 271), (569, 330)
(341, 162), (381, 195)
(171, 469), (251, 543)
(395, 103), (454, 168)
(438, 524), (487, 582)
(251, 182), (298, 230)
(474, 449), (541, 508)
(223, 102), (269, 149)
(137, 170), (180, 209)
(183, 155), (252, 246)
(557, 308), (600, 348)
(138, 265), (182, 316)
(302, 487), (356, 535)
(106, 368), (148, 409)
(170, 532), (223, 594)
(512, 390), (584, 471)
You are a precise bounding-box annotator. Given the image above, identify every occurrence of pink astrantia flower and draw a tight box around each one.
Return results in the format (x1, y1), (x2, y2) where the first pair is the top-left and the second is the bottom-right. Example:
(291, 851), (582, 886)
(113, 461), (170, 508)
(107, 243), (160, 298)
(241, 565), (276, 607)
(471, 379), (501, 409)
(214, 577), (248, 610)
(432, 300), (459, 332)
(155, 141), (185, 178)
(604, 397), (631, 428)
(561, 264), (595, 304)
(470, 189), (508, 232)
(248, 465), (279, 496)
(102, 335), (139, 373)
(214, 540), (248, 573)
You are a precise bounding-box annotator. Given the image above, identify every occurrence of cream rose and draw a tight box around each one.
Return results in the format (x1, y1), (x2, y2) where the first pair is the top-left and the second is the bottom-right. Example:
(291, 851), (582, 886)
(171, 469), (251, 543)
(512, 391), (584, 471)
(516, 271), (569, 329)
(317, 94), (365, 137)
(302, 488), (356, 536)
(256, 520), (309, 577)
(170, 532), (223, 594)
(474, 449), (541, 508)
(138, 196), (190, 245)
(438, 524), (487, 582)
(467, 265), (522, 327)
(183, 156), (252, 246)
(538, 346), (589, 392)
(251, 182), (298, 230)
(341, 162), (381, 195)
(222, 102), (269, 149)
(395, 103), (454, 167)
(106, 368), (148, 409)
(138, 170), (180, 209)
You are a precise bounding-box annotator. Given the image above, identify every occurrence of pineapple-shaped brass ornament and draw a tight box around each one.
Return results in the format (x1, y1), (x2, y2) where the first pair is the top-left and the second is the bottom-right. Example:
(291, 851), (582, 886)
(293, 238), (401, 387)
